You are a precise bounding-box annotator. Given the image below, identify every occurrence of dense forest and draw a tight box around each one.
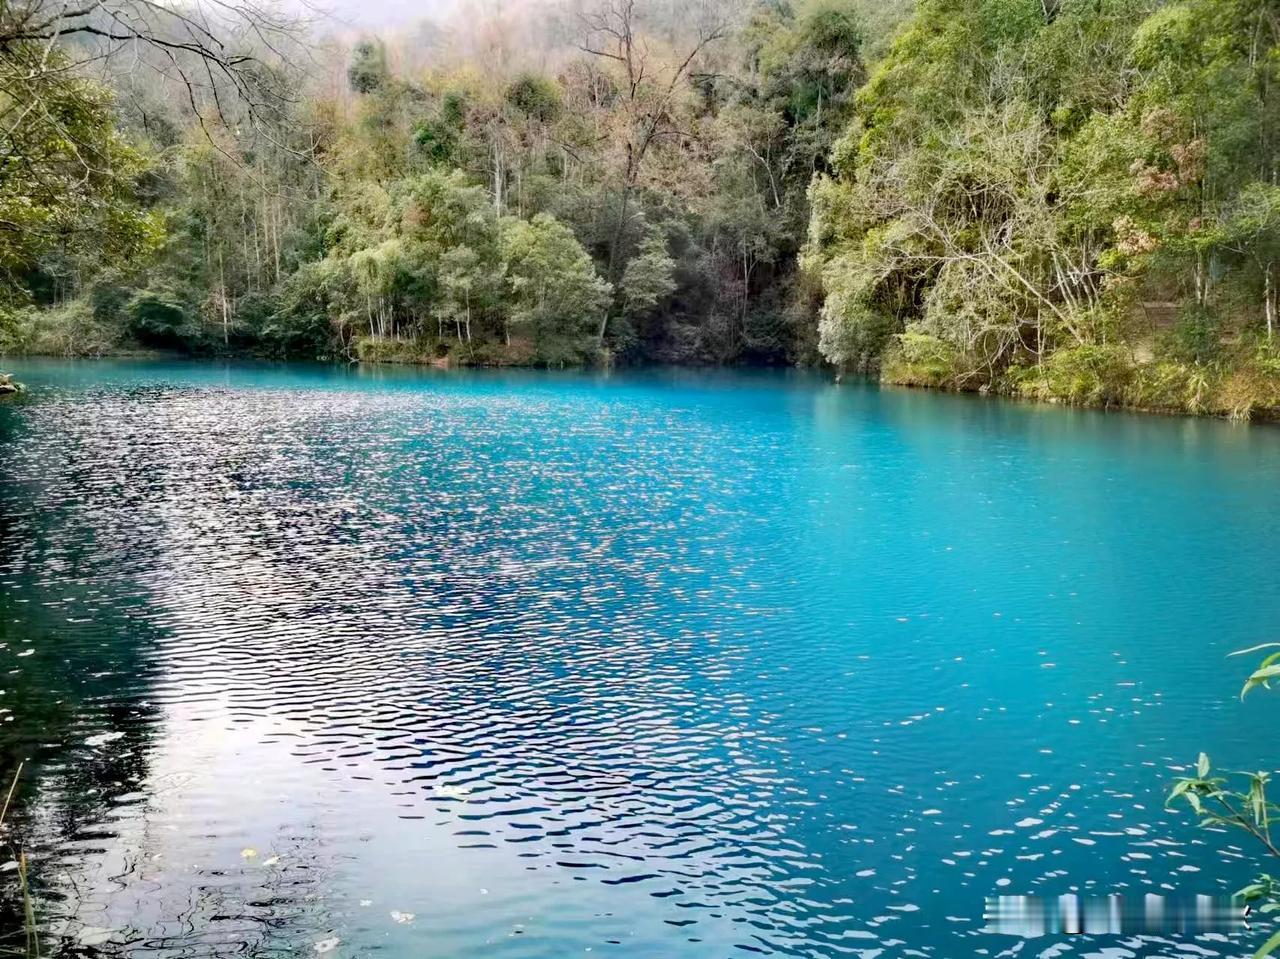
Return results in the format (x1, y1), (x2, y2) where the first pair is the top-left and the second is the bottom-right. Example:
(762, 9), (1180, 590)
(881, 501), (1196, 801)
(807, 0), (1280, 417)
(1, 0), (1279, 415)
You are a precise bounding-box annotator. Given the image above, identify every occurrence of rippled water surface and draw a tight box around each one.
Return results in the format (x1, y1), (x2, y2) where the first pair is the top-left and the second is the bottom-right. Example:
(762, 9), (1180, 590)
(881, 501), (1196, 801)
(1, 360), (1278, 958)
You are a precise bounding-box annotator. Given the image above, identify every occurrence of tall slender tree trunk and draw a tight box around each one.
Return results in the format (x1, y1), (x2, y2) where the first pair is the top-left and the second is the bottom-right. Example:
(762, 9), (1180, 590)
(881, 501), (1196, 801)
(219, 247), (229, 346)
(256, 201), (266, 288)
(241, 201), (253, 295)
(1266, 260), (1275, 340)
(492, 135), (503, 215)
(600, 185), (634, 347)
(271, 197), (281, 282)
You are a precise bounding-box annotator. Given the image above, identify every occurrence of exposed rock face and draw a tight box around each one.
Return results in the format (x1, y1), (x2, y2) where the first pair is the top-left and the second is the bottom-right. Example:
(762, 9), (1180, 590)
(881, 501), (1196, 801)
(0, 373), (23, 394)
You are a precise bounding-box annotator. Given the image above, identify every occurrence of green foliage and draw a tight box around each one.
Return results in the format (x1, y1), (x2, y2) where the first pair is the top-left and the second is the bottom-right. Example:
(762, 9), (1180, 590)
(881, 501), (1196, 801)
(620, 234), (677, 320)
(1168, 753), (1279, 853)
(414, 120), (459, 166)
(782, 2), (867, 123)
(353, 335), (434, 364)
(128, 285), (195, 348)
(500, 214), (613, 361)
(1164, 303), (1222, 365)
(1213, 363), (1280, 421)
(1008, 346), (1136, 407)
(3, 301), (124, 357)
(1235, 643), (1280, 699)
(90, 280), (132, 326)
(882, 330), (964, 388)
(414, 91), (467, 167)
(1, 0), (874, 369)
(1169, 649), (1280, 956)
(279, 159), (613, 365)
(998, 345), (1280, 417)
(348, 41), (390, 95)
(6, 0), (1278, 393)
(817, 257), (898, 369)
(505, 75), (562, 123)
(803, 0), (1280, 415)
(0, 43), (159, 315)
(266, 263), (339, 358)
(1128, 360), (1203, 411)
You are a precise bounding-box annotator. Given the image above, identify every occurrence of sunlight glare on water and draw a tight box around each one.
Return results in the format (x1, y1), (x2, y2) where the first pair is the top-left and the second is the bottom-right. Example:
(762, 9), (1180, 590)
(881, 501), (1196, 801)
(0, 359), (1278, 958)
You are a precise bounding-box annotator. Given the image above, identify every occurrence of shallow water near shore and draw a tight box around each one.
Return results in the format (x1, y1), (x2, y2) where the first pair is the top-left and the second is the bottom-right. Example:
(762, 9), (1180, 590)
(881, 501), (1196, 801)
(0, 358), (1278, 958)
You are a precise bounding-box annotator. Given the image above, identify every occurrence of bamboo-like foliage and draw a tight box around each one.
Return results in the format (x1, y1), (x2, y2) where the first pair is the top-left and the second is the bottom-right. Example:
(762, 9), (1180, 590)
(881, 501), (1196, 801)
(1168, 652), (1280, 958)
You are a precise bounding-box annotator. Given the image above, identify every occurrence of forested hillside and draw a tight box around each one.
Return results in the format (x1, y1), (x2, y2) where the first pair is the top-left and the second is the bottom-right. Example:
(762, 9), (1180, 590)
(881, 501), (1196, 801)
(0, 0), (908, 367)
(2, 0), (1279, 415)
(806, 0), (1280, 416)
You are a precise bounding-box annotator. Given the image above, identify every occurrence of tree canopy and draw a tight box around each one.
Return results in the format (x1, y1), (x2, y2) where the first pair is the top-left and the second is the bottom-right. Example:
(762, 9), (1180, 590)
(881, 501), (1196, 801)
(2, 0), (1278, 414)
(805, 0), (1280, 415)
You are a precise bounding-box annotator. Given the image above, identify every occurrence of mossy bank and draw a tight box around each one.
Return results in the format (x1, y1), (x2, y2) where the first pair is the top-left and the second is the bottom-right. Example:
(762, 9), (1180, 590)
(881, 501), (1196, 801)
(883, 334), (1280, 422)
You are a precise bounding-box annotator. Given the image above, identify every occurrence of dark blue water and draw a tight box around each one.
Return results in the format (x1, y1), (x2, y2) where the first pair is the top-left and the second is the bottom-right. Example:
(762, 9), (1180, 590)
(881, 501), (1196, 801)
(0, 359), (1277, 958)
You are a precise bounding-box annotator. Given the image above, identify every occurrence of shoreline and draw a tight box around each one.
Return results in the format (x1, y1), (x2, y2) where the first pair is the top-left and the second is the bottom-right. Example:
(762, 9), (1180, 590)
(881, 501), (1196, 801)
(878, 378), (1280, 425)
(6, 350), (1279, 424)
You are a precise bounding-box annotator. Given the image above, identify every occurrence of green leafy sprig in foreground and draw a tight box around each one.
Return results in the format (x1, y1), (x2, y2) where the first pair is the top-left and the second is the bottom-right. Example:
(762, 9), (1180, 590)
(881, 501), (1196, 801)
(1168, 648), (1280, 957)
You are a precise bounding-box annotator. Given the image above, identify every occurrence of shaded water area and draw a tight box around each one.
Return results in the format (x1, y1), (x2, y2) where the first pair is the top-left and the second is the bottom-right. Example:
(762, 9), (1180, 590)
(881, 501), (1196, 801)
(0, 359), (1278, 958)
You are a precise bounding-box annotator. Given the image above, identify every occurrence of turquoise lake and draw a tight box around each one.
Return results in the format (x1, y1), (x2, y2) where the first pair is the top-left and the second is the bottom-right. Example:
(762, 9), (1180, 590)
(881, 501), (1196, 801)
(0, 358), (1278, 958)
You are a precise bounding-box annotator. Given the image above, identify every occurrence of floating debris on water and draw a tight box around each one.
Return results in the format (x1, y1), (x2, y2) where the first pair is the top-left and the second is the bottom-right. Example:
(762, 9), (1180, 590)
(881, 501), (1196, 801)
(76, 926), (117, 947)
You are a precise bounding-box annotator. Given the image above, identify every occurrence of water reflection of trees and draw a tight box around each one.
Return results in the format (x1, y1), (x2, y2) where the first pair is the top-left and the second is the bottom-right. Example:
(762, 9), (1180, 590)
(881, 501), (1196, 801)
(0, 393), (343, 957)
(0, 402), (161, 953)
(0, 573), (163, 953)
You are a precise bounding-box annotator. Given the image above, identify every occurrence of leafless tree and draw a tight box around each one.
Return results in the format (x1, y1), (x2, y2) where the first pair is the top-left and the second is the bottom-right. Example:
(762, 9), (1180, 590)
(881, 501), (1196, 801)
(576, 0), (727, 344)
(0, 0), (311, 148)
